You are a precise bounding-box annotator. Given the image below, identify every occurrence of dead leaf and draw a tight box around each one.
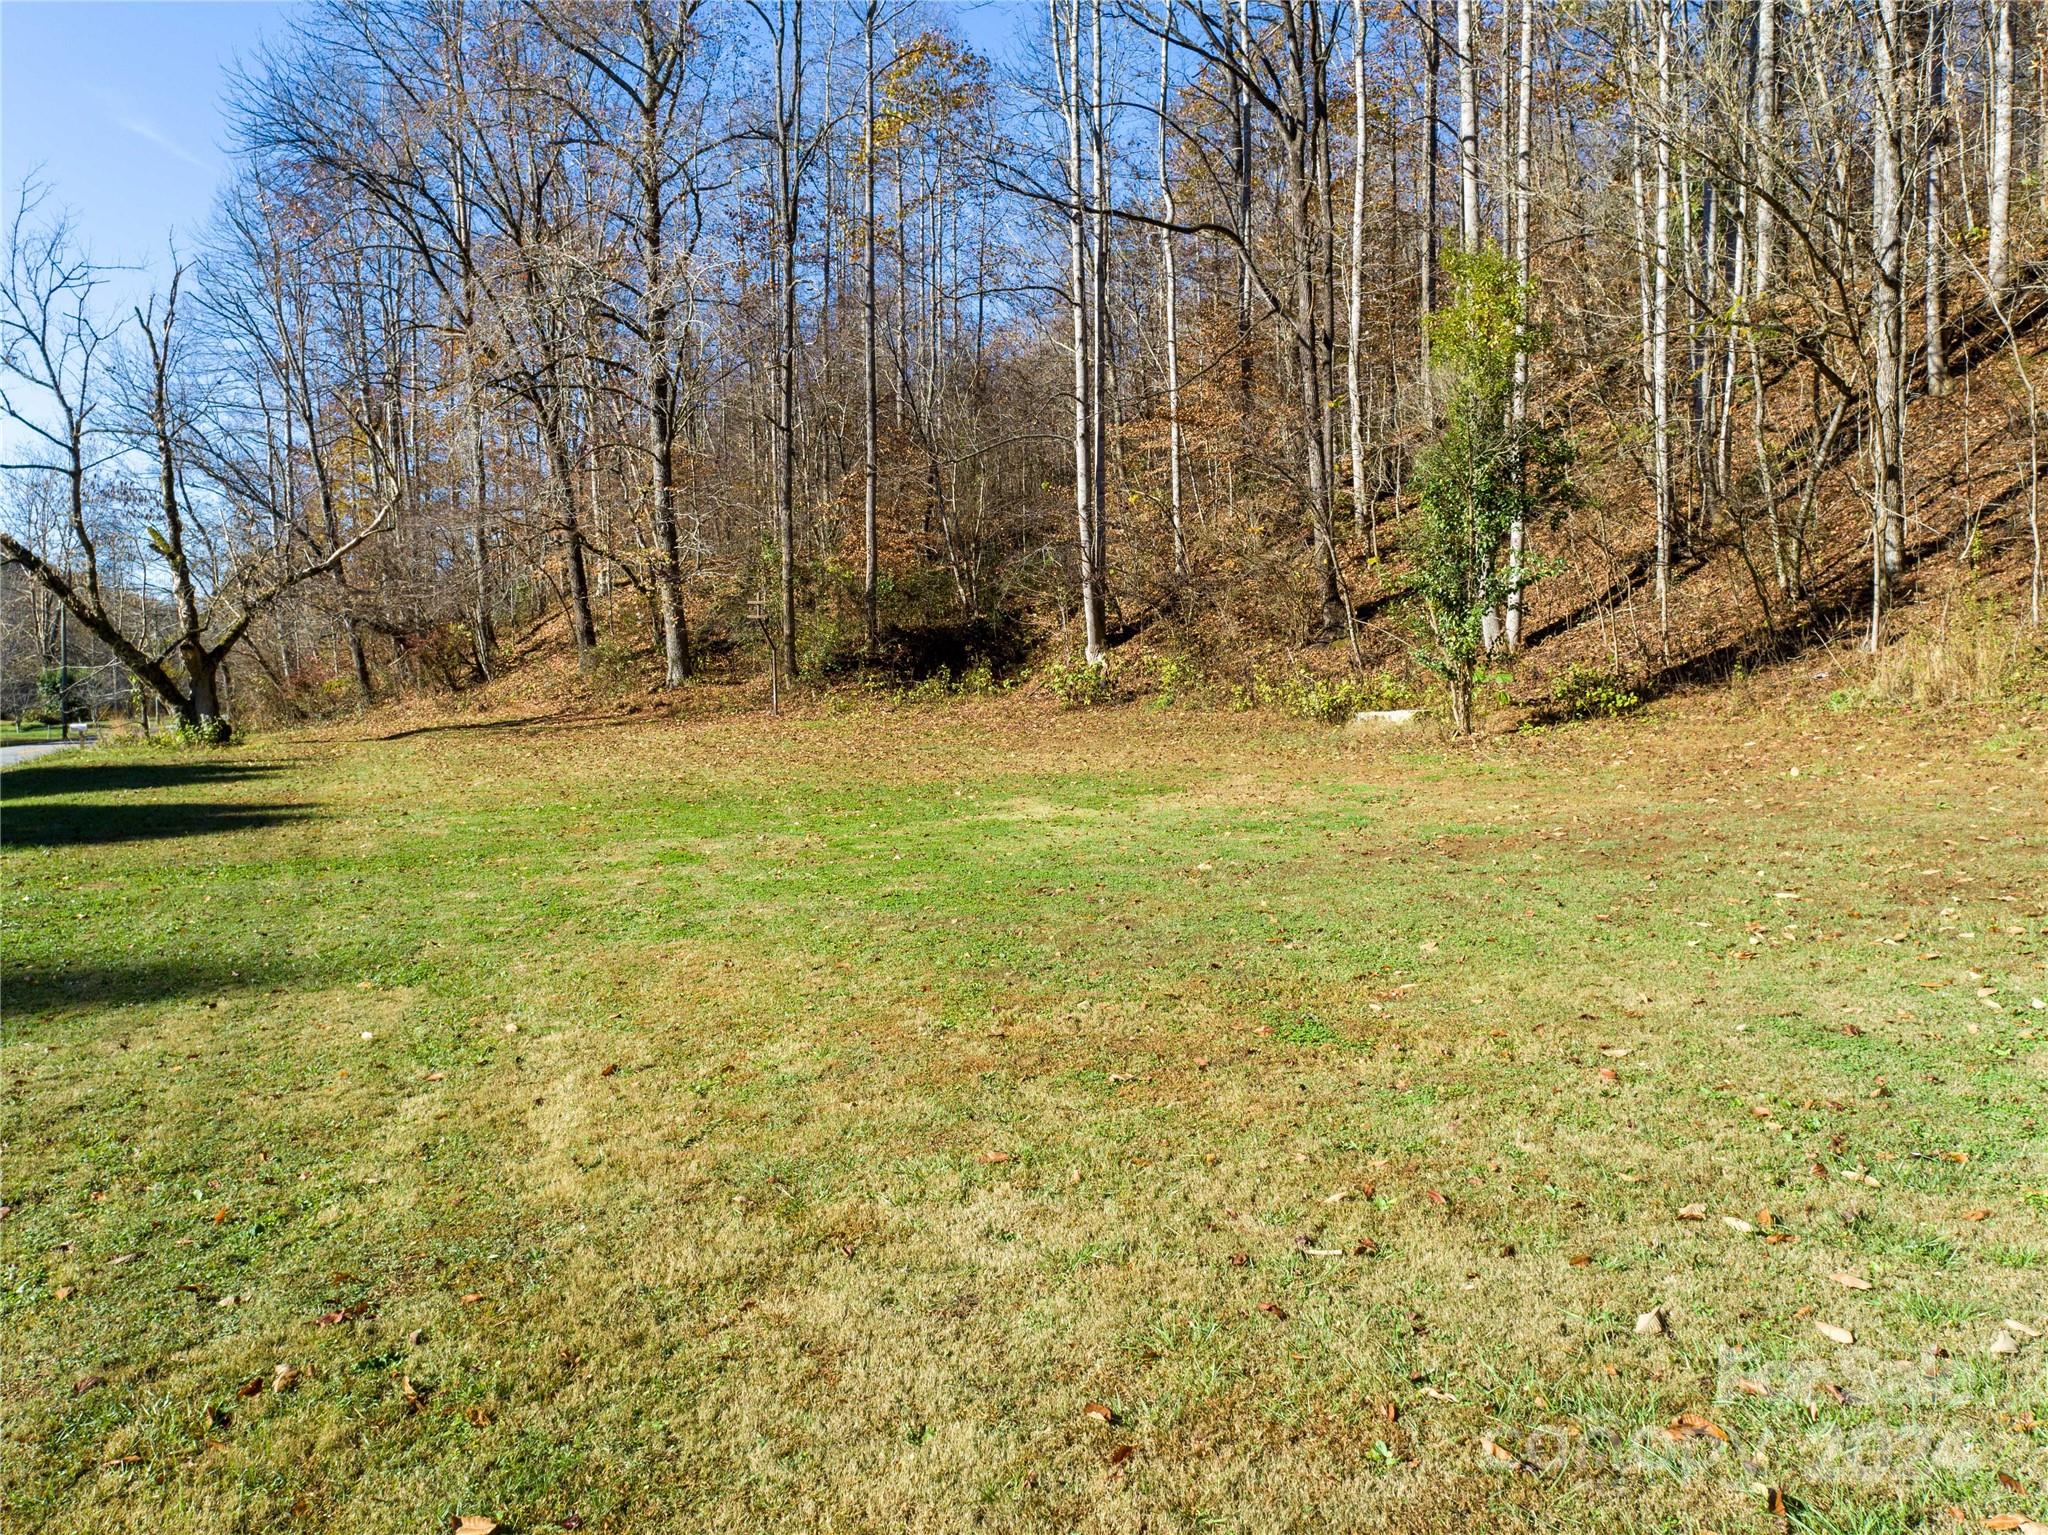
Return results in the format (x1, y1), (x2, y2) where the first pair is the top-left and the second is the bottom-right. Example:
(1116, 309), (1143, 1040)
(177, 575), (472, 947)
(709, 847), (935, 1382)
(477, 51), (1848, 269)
(975, 1151), (1012, 1166)
(452, 1519), (499, 1535)
(1258, 1301), (1289, 1320)
(72, 1375), (105, 1396)
(1722, 1216), (1756, 1234)
(1664, 1411), (1728, 1442)
(1996, 1472), (2025, 1495)
(599, 1063), (618, 1077)
(459, 1292), (484, 1305)
(1830, 1271), (1874, 1290)
(1677, 1204), (1707, 1220)
(1568, 1253), (1594, 1267)
(236, 1376), (264, 1399)
(1423, 1188), (1448, 1209)
(1082, 1401), (1115, 1424)
(1733, 1378), (1770, 1397)
(1106, 1443), (1135, 1466)
(1989, 1330), (2021, 1357)
(1816, 1321), (1855, 1345)
(107, 1251), (141, 1267)
(271, 1363), (299, 1393)
(1962, 1208), (1993, 1222)
(2005, 1319), (2042, 1339)
(1635, 1309), (1667, 1336)
(53, 1285), (75, 1301)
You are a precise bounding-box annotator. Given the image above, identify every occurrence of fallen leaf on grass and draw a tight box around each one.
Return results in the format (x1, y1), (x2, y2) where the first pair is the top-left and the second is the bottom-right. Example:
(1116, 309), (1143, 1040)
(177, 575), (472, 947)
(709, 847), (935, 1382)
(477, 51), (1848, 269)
(107, 1252), (141, 1267)
(271, 1363), (299, 1393)
(1733, 1378), (1771, 1397)
(53, 1286), (74, 1301)
(1082, 1402), (1115, 1424)
(1830, 1271), (1874, 1290)
(1996, 1472), (2026, 1494)
(1816, 1321), (1855, 1345)
(975, 1151), (1012, 1166)
(1423, 1188), (1448, 1209)
(599, 1063), (618, 1077)
(459, 1292), (484, 1305)
(1106, 1444), (1135, 1467)
(1722, 1216), (1756, 1234)
(1664, 1412), (1728, 1442)
(1480, 1435), (1538, 1471)
(1989, 1331), (2022, 1357)
(2007, 1320), (2043, 1339)
(1962, 1208), (1993, 1222)
(1569, 1253), (1595, 1267)
(72, 1376), (105, 1396)
(1258, 1301), (1289, 1320)
(235, 1376), (264, 1399)
(1677, 1204), (1707, 1220)
(451, 1519), (498, 1535)
(1635, 1309), (1667, 1336)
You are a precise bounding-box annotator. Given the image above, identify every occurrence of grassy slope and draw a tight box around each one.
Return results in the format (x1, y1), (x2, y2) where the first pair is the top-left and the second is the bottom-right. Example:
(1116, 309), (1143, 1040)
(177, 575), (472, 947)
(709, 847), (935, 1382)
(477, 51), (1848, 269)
(2, 697), (2045, 1534)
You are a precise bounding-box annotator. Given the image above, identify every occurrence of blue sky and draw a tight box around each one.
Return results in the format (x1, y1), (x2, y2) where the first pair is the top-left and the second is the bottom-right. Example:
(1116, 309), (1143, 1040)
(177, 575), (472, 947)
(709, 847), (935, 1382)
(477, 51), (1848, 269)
(1, 1), (296, 295)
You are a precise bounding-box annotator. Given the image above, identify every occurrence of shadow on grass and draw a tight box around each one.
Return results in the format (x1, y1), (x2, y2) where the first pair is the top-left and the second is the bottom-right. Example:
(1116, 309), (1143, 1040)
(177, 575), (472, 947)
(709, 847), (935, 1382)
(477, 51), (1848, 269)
(374, 712), (559, 742)
(4, 953), (303, 1021)
(2, 800), (308, 848)
(0, 758), (283, 802)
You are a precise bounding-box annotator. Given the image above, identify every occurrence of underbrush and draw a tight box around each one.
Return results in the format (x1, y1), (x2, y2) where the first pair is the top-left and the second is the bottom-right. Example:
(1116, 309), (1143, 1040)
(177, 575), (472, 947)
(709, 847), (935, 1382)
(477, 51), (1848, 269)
(1830, 595), (2047, 711)
(1236, 666), (1420, 723)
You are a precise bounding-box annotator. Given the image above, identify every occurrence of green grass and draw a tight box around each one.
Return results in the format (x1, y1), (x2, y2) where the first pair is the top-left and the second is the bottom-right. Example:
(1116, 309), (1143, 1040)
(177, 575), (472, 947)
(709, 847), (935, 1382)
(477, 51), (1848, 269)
(3, 698), (2046, 1533)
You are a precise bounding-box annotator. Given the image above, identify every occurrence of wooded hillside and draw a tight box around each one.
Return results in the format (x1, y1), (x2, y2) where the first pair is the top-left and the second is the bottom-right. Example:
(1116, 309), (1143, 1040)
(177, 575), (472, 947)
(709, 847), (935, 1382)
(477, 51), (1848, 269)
(4, 0), (2044, 732)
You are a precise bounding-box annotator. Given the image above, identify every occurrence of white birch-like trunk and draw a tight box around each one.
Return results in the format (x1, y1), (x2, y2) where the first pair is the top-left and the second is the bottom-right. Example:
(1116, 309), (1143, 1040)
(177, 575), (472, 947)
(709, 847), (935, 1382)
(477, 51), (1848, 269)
(1504, 0), (1533, 650)
(1347, 7), (1372, 562)
(1455, 0), (1480, 250)
(1989, 0), (2014, 294)
(1158, 8), (1186, 580)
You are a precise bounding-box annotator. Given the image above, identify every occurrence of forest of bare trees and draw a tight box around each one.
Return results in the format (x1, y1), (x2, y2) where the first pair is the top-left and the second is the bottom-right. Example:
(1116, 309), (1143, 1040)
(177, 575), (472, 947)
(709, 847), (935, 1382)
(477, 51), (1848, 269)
(4, 0), (2044, 735)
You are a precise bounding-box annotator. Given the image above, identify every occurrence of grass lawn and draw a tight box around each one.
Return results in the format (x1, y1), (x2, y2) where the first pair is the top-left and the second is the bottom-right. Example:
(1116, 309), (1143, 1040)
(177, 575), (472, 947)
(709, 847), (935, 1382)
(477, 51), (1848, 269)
(3, 696), (2045, 1533)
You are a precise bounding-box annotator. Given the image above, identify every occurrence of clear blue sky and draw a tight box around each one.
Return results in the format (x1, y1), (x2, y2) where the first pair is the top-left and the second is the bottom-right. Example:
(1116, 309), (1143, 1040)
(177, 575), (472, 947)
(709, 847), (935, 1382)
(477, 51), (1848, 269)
(1, 1), (297, 293)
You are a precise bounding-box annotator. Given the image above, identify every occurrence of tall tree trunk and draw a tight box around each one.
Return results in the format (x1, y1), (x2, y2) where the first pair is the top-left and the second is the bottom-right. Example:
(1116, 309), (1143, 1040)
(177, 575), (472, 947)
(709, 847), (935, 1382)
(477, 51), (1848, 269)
(1504, 0), (1533, 650)
(775, 0), (803, 674)
(1058, 0), (1104, 663)
(1455, 0), (1480, 250)
(1989, 0), (2014, 294)
(1090, 0), (1110, 638)
(1346, 6), (1374, 562)
(1649, 0), (1673, 649)
(1925, 0), (1950, 396)
(1870, 0), (1909, 648)
(863, 0), (880, 657)
(1159, 7), (1187, 581)
(1422, 0), (1440, 321)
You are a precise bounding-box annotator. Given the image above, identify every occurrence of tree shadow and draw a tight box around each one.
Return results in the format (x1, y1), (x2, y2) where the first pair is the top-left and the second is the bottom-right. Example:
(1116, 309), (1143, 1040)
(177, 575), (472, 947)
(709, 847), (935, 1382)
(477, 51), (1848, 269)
(0, 758), (283, 802)
(2, 799), (309, 848)
(3, 953), (304, 1025)
(373, 712), (561, 742)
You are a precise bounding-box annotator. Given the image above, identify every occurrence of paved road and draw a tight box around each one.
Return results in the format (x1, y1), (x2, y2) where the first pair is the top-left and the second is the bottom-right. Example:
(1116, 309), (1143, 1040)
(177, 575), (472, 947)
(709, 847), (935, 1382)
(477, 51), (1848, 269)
(0, 737), (89, 769)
